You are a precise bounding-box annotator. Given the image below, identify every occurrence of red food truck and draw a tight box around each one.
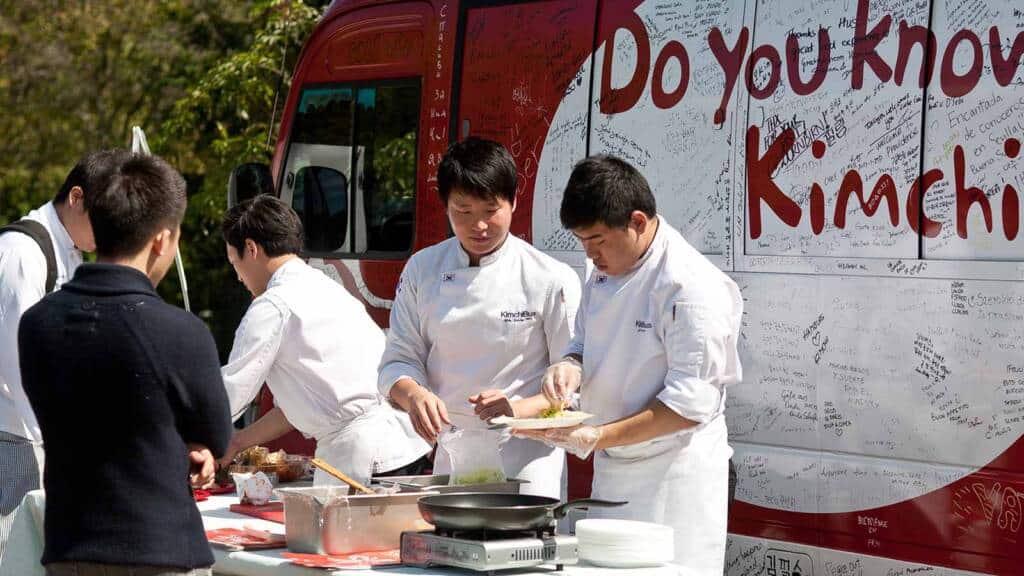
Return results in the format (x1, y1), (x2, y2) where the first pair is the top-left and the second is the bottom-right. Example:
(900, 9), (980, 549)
(232, 0), (1024, 573)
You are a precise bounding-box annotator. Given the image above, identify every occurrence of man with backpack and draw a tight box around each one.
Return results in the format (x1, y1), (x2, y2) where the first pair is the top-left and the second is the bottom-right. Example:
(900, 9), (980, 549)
(0, 149), (131, 560)
(18, 153), (231, 575)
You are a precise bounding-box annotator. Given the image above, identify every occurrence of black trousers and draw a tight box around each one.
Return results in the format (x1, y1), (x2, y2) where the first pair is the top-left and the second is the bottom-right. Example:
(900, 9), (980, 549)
(375, 453), (433, 477)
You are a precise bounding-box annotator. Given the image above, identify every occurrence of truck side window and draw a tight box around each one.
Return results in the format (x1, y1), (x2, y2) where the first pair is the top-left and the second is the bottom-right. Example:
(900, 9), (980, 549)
(282, 80), (420, 258)
(354, 84), (419, 253)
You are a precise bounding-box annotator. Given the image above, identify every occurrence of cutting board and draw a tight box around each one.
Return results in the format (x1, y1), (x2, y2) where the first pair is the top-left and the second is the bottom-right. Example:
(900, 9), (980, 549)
(229, 502), (285, 524)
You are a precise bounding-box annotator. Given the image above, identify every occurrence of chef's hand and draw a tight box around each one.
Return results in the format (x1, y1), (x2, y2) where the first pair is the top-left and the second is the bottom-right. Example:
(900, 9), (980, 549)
(469, 390), (516, 421)
(187, 443), (217, 488)
(406, 384), (451, 443)
(215, 433), (245, 471)
(514, 425), (602, 459)
(541, 356), (582, 408)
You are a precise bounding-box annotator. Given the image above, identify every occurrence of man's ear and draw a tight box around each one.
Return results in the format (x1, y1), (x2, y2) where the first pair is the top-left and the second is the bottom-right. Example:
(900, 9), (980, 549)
(67, 186), (86, 210)
(630, 210), (650, 233)
(244, 238), (260, 259)
(152, 229), (172, 256)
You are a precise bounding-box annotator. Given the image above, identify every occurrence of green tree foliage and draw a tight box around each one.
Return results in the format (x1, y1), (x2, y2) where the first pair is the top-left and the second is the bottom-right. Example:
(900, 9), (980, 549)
(376, 130), (417, 202)
(0, 0), (324, 358)
(160, 1), (319, 167)
(0, 0), (252, 221)
(155, 0), (319, 357)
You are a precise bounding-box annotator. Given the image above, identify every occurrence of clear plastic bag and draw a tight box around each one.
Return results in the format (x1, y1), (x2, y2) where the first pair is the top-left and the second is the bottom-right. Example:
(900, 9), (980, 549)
(438, 427), (506, 486)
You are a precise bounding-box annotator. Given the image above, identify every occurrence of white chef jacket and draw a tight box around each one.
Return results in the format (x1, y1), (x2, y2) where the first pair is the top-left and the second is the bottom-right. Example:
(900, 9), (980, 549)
(0, 202), (82, 443)
(378, 235), (581, 497)
(222, 258), (430, 482)
(567, 216), (742, 573)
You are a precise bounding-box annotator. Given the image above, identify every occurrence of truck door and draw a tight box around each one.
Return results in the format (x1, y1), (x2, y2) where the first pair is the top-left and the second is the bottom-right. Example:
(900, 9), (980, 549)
(453, 0), (599, 244)
(262, 0), (454, 456)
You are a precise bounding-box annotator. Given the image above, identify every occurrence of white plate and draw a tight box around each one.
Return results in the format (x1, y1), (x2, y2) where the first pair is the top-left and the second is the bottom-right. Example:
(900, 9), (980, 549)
(576, 518), (674, 542)
(579, 541), (673, 554)
(580, 557), (668, 568)
(490, 411), (594, 429)
(580, 543), (673, 567)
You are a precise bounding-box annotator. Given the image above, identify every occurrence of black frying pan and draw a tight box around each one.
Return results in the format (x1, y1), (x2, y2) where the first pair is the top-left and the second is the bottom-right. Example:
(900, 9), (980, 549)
(417, 492), (627, 531)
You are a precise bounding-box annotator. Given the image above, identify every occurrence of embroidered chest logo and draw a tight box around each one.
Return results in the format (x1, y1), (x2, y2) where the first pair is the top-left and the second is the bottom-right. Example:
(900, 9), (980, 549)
(635, 319), (654, 334)
(501, 310), (539, 323)
(441, 272), (456, 283)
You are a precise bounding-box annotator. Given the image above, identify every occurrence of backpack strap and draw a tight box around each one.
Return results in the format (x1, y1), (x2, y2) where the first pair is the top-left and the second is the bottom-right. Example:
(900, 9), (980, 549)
(0, 220), (58, 293)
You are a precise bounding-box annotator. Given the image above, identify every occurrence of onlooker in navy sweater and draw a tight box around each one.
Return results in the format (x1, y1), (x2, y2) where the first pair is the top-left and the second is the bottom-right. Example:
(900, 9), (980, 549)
(18, 154), (232, 576)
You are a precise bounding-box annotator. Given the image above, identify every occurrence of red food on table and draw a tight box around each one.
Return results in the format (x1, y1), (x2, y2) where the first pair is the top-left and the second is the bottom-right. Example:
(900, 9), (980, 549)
(206, 528), (286, 551)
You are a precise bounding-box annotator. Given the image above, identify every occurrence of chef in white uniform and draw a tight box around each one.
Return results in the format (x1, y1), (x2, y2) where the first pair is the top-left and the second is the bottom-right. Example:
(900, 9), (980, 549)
(517, 155), (742, 574)
(218, 196), (430, 486)
(378, 137), (581, 498)
(0, 149), (130, 560)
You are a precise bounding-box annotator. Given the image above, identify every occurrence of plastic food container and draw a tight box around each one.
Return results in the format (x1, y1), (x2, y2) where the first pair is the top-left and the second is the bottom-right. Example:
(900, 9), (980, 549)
(229, 455), (309, 483)
(275, 486), (436, 555)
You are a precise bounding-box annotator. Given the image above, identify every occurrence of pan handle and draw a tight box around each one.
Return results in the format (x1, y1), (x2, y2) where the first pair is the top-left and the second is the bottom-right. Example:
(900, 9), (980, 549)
(551, 498), (627, 518)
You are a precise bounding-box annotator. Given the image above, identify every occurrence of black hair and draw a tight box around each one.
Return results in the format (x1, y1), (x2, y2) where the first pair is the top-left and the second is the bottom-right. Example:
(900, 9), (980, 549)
(54, 148), (134, 204)
(559, 155), (656, 229)
(437, 137), (518, 205)
(86, 154), (187, 259)
(221, 195), (303, 258)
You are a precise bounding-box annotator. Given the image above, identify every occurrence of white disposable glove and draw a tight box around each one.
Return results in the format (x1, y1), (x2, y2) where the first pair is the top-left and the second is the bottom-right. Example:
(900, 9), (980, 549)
(541, 356), (582, 408)
(514, 425), (602, 459)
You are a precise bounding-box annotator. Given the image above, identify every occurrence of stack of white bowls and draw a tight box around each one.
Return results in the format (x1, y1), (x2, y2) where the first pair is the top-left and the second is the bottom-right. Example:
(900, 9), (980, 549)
(575, 518), (674, 567)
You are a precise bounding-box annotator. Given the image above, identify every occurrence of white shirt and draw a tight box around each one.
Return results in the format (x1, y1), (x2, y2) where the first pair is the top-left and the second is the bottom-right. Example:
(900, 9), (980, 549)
(378, 235), (581, 496)
(222, 259), (428, 465)
(567, 216), (742, 430)
(379, 235), (581, 414)
(0, 202), (82, 442)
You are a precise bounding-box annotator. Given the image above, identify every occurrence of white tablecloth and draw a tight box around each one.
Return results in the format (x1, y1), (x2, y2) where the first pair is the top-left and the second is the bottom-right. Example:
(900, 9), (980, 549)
(0, 491), (693, 576)
(0, 490), (45, 576)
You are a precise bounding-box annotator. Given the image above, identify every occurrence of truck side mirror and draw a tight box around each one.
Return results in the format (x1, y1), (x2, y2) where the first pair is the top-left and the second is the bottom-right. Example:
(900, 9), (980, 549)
(227, 163), (274, 208)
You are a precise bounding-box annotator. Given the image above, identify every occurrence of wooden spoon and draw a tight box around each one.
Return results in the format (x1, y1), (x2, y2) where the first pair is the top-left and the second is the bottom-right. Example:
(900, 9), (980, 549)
(310, 458), (375, 495)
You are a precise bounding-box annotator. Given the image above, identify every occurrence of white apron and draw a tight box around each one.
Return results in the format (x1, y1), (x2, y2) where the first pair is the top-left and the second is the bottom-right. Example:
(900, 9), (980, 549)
(313, 404), (424, 487)
(589, 417), (732, 574)
(567, 218), (741, 573)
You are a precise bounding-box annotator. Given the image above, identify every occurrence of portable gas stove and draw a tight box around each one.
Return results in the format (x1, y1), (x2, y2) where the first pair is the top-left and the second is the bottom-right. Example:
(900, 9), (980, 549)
(400, 525), (578, 574)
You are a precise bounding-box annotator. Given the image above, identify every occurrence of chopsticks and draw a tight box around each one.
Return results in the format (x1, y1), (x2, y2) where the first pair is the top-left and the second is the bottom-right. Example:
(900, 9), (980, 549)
(309, 458), (375, 495)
